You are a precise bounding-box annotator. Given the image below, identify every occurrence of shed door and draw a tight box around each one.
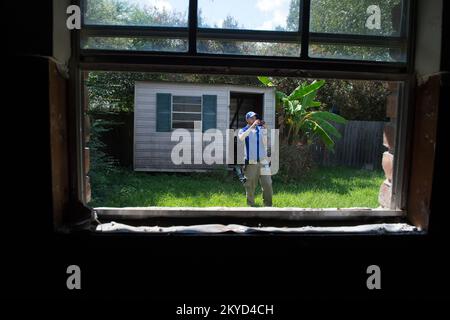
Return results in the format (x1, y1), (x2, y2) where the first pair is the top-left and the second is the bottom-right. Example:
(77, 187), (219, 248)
(229, 92), (264, 129)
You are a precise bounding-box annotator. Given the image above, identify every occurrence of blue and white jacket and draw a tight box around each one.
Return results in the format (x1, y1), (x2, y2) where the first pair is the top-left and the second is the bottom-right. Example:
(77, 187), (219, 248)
(238, 124), (269, 164)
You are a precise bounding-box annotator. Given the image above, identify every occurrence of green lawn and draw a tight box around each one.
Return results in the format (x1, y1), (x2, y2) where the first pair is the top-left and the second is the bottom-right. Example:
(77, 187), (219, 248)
(89, 166), (384, 208)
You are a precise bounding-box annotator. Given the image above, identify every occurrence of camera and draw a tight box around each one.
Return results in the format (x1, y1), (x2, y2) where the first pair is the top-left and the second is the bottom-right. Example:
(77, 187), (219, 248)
(255, 114), (265, 126)
(233, 165), (247, 184)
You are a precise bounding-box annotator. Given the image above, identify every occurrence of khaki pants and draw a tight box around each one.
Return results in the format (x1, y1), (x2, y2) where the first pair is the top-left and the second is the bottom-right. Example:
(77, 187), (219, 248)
(243, 163), (273, 207)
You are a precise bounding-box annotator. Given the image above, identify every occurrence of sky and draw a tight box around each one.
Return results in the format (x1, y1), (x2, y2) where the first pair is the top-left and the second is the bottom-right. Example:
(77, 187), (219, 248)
(129, 0), (293, 30)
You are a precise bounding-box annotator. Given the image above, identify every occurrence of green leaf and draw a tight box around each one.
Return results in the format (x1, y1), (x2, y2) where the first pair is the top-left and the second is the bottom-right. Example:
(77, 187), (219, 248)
(288, 80), (325, 100)
(276, 91), (288, 101)
(301, 90), (317, 109)
(309, 101), (322, 107)
(310, 120), (335, 151)
(314, 118), (342, 139)
(286, 100), (295, 114)
(257, 76), (274, 87)
(294, 104), (303, 112)
(309, 111), (347, 124)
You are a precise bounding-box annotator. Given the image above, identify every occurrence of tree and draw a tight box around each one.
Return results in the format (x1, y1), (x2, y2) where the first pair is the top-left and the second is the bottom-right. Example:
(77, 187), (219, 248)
(258, 76), (347, 150)
(85, 0), (392, 121)
(310, 0), (401, 35)
(83, 0), (188, 51)
(259, 76), (347, 181)
(317, 79), (389, 121)
(84, 0), (187, 26)
(309, 0), (403, 61)
(86, 72), (263, 112)
(286, 0), (300, 31)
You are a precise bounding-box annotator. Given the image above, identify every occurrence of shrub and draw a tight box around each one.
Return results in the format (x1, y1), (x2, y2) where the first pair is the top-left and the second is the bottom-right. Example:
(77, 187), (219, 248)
(276, 143), (315, 182)
(87, 116), (120, 203)
(88, 117), (119, 174)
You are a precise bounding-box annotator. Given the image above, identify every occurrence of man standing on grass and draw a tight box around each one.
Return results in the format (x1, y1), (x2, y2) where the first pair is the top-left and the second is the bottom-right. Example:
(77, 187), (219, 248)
(238, 111), (273, 207)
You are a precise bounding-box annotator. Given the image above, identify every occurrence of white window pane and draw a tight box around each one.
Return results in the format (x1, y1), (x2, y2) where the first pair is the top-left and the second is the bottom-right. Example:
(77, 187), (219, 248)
(81, 36), (188, 52)
(309, 43), (406, 62)
(310, 0), (405, 36)
(198, 0), (300, 31)
(197, 40), (301, 56)
(84, 0), (189, 27)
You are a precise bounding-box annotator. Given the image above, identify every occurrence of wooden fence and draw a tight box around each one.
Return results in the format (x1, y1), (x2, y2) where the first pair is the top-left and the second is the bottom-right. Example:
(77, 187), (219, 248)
(311, 120), (386, 170)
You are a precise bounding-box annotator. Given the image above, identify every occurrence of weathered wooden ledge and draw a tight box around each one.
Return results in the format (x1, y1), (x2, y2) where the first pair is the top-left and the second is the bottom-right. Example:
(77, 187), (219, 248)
(94, 207), (405, 221)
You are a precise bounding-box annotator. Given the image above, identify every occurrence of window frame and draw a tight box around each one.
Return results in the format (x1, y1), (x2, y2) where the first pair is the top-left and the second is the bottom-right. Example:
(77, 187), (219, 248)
(79, 0), (415, 72)
(60, 0), (427, 232)
(79, 70), (413, 226)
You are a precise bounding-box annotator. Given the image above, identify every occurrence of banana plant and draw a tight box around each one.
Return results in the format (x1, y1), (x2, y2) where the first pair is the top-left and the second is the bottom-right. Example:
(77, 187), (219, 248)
(258, 76), (347, 150)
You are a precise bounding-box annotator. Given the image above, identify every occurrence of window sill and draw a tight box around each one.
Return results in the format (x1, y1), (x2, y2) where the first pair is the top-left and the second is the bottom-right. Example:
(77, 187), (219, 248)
(94, 206), (405, 221)
(95, 221), (418, 235)
(92, 206), (407, 230)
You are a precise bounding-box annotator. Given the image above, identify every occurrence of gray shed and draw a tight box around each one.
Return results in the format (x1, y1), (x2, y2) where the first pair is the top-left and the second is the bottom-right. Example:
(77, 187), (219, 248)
(134, 81), (276, 171)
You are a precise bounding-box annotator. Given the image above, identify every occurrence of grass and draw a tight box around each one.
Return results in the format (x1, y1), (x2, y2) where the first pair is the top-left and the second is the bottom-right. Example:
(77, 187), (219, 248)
(89, 166), (385, 208)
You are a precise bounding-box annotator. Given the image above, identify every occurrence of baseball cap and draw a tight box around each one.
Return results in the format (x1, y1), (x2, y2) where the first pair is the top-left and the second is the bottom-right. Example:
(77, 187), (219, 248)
(245, 111), (256, 120)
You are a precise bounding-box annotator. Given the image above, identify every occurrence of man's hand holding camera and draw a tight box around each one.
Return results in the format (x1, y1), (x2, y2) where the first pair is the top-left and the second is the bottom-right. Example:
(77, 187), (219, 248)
(253, 119), (266, 128)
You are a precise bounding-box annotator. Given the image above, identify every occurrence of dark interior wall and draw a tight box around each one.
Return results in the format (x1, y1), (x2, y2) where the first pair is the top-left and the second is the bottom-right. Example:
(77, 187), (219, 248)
(5, 1), (53, 57)
(5, 1), (62, 297)
(8, 57), (53, 228)
(407, 0), (445, 229)
(441, 1), (449, 72)
(429, 0), (449, 237)
(6, 0), (55, 231)
(6, 49), (55, 298)
(414, 0), (443, 76)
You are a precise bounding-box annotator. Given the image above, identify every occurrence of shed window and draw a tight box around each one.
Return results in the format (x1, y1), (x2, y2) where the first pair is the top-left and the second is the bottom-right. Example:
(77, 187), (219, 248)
(171, 95), (202, 130)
